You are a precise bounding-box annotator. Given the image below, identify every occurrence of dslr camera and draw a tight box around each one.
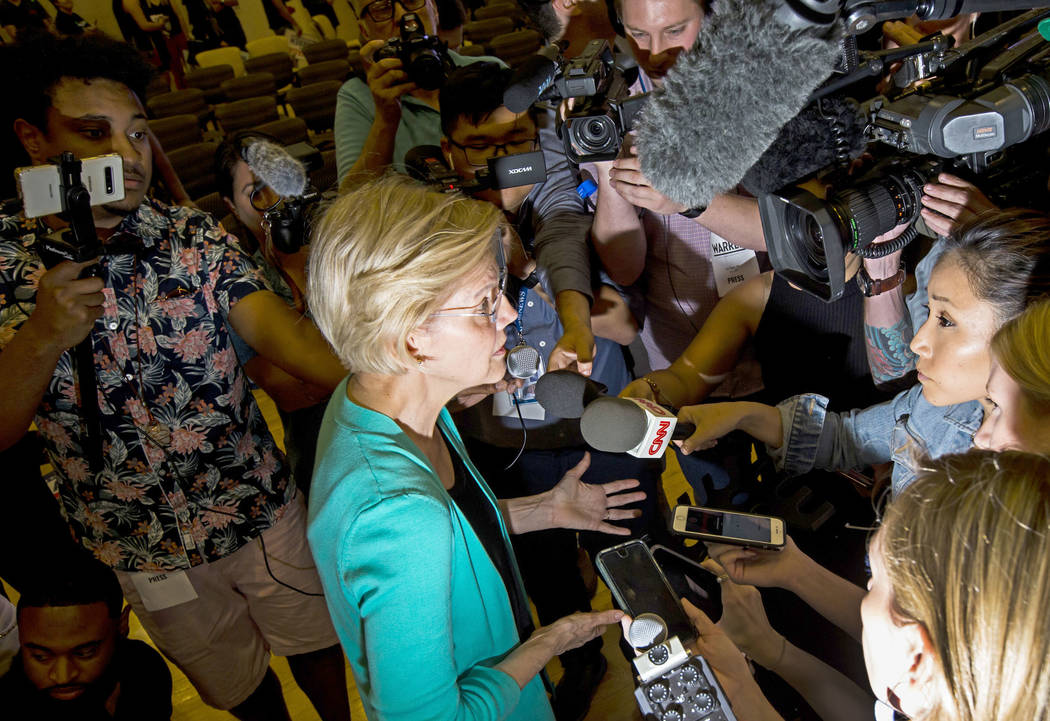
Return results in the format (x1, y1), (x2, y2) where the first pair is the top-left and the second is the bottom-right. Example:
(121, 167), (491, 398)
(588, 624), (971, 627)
(374, 13), (451, 91)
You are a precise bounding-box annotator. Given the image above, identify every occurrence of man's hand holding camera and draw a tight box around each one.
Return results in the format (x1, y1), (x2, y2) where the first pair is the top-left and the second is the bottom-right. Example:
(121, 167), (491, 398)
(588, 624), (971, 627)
(362, 39), (417, 126)
(608, 142), (688, 216)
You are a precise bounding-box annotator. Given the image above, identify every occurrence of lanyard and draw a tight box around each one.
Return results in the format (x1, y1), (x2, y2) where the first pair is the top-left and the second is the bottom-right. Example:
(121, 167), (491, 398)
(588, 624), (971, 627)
(514, 287), (528, 338)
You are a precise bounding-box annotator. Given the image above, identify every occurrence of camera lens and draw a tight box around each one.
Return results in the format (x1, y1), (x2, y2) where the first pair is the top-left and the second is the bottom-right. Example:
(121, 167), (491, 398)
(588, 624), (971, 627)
(570, 115), (617, 154)
(783, 204), (829, 281)
(831, 167), (926, 252)
(408, 50), (445, 90)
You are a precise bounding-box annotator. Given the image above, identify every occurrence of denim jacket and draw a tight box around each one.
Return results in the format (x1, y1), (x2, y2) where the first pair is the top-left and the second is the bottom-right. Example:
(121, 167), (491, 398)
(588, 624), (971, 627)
(769, 384), (983, 495)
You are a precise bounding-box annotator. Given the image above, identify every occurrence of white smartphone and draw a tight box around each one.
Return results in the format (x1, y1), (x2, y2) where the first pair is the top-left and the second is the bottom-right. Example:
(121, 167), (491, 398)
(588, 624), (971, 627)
(671, 504), (786, 550)
(15, 154), (126, 219)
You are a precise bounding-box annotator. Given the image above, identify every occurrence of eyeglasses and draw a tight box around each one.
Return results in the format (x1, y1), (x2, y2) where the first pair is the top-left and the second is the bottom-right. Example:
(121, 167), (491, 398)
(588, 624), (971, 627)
(448, 135), (540, 168)
(249, 183), (281, 212)
(432, 266), (508, 324)
(355, 0), (426, 23)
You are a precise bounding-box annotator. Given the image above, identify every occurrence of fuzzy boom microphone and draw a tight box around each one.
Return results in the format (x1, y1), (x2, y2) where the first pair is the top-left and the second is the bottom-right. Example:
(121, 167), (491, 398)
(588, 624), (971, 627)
(634, 0), (845, 210)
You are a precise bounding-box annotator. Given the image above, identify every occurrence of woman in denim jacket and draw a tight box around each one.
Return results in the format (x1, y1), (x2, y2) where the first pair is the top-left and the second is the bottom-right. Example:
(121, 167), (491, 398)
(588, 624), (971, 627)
(676, 209), (1050, 496)
(693, 210), (1050, 648)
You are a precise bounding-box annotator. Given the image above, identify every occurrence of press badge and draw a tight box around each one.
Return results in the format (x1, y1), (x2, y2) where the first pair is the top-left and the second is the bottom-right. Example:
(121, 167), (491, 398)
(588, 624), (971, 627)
(129, 570), (198, 611)
(711, 233), (760, 297)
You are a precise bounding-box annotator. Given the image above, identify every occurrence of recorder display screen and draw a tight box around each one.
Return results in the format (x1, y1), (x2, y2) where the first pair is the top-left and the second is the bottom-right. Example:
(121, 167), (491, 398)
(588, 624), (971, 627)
(686, 509), (771, 542)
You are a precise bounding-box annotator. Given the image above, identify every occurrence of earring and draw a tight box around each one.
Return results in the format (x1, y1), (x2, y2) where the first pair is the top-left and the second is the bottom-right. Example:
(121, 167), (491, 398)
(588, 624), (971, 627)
(416, 356), (426, 371)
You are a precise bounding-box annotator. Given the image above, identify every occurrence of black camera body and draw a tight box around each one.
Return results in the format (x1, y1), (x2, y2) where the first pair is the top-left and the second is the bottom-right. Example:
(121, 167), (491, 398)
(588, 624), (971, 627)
(541, 39), (645, 164)
(557, 40), (646, 163)
(761, 155), (940, 301)
(374, 13), (451, 91)
(760, 9), (1050, 302)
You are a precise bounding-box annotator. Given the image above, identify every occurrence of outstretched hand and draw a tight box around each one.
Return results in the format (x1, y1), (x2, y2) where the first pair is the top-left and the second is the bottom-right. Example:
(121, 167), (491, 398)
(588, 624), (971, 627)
(549, 452), (645, 535)
(675, 403), (747, 454)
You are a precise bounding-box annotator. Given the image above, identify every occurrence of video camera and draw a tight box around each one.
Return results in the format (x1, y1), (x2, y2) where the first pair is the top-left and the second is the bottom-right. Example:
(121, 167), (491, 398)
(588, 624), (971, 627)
(504, 39), (647, 163)
(251, 141), (327, 255)
(558, 39), (648, 164)
(374, 13), (451, 91)
(760, 8), (1050, 301)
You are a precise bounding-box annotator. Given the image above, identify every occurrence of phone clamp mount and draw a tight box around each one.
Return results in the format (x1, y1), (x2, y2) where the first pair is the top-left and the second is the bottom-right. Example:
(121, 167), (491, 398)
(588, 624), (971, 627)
(627, 613), (738, 721)
(36, 152), (105, 473)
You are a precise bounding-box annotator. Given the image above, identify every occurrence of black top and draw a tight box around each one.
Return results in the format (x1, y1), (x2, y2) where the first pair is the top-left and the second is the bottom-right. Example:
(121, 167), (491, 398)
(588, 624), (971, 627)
(444, 434), (535, 640)
(0, 0), (49, 30)
(261, 0), (293, 33)
(754, 272), (886, 411)
(0, 637), (173, 721)
(55, 10), (91, 34)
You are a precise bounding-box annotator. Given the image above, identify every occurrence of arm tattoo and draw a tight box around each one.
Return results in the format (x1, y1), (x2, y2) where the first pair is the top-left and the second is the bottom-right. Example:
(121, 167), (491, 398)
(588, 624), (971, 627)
(865, 316), (917, 385)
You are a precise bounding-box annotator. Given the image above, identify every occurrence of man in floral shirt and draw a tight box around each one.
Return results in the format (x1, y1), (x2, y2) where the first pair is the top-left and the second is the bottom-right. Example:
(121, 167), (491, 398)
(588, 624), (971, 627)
(0, 34), (352, 721)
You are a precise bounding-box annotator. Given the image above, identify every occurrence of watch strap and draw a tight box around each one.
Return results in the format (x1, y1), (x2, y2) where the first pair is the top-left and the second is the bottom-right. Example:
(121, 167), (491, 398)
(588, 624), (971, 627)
(856, 265), (906, 297)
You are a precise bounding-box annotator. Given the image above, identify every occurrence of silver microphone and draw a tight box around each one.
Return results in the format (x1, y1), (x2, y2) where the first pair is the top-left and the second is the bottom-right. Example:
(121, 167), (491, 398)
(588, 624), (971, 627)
(627, 613), (668, 651)
(506, 343), (541, 379)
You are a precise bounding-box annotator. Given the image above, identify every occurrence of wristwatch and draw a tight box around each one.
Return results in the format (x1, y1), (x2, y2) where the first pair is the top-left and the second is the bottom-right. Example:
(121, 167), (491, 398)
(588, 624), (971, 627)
(678, 205), (706, 219)
(856, 264), (906, 297)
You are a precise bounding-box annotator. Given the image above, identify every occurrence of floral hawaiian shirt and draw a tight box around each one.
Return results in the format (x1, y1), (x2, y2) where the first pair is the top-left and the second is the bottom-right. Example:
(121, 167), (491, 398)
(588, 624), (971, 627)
(0, 199), (294, 573)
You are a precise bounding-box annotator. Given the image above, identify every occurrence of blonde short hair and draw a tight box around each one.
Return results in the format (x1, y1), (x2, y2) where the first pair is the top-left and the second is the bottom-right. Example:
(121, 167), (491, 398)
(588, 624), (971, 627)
(991, 297), (1050, 416)
(307, 174), (503, 375)
(880, 450), (1050, 721)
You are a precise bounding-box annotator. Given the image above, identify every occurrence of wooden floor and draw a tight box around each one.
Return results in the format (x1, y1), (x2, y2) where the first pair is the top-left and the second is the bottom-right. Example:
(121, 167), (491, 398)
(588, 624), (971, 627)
(7, 390), (696, 721)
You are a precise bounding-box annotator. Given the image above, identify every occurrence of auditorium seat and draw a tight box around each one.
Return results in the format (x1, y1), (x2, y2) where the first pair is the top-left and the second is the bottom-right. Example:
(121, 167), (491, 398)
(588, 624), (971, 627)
(215, 97), (280, 135)
(473, 2), (521, 24)
(196, 46), (246, 77)
(184, 64), (235, 104)
(221, 72), (278, 102)
(246, 35), (292, 58)
(297, 59), (350, 86)
(193, 191), (228, 223)
(147, 89), (211, 127)
(488, 29), (542, 67)
(144, 72), (172, 99)
(245, 52), (296, 90)
(286, 80), (340, 135)
(303, 38), (349, 64)
(167, 142), (220, 198)
(149, 114), (202, 152)
(252, 117), (310, 145)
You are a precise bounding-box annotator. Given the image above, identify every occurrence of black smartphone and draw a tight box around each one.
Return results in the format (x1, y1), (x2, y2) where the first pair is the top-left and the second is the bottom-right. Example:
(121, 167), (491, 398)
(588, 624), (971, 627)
(595, 539), (695, 644)
(650, 543), (722, 622)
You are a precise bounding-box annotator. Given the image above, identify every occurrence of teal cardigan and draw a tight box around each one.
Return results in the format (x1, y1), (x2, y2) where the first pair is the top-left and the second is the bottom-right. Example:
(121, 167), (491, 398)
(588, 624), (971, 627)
(307, 378), (554, 721)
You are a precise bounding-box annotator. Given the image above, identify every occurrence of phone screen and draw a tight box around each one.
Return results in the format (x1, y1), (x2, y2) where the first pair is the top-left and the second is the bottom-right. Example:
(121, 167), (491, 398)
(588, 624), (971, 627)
(596, 540), (695, 643)
(686, 508), (772, 543)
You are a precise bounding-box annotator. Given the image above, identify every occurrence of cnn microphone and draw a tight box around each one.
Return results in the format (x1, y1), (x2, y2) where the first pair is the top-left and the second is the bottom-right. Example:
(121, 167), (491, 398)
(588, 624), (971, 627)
(533, 369), (608, 418)
(503, 41), (566, 113)
(633, 0), (844, 210)
(579, 396), (695, 459)
(243, 139), (308, 197)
